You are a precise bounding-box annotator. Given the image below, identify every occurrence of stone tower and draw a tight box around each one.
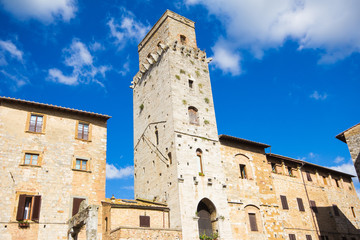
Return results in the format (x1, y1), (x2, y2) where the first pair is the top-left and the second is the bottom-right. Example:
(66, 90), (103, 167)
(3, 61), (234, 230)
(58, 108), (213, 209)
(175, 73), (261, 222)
(132, 10), (232, 239)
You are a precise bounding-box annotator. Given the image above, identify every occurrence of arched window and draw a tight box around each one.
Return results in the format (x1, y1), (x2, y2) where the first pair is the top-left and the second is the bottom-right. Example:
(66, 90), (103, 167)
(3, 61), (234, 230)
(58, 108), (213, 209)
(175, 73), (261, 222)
(197, 198), (217, 238)
(196, 148), (203, 174)
(235, 154), (252, 180)
(188, 106), (199, 125)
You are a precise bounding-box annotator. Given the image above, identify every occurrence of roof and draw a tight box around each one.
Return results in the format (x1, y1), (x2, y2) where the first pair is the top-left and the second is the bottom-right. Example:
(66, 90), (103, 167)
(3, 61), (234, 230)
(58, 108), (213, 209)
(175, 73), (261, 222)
(336, 122), (360, 143)
(267, 153), (355, 177)
(0, 96), (111, 120)
(219, 134), (271, 148)
(102, 198), (169, 210)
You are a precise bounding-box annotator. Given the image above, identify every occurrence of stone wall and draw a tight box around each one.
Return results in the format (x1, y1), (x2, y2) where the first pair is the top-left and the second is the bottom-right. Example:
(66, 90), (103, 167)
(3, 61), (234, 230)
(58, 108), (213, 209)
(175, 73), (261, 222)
(343, 124), (360, 182)
(109, 227), (182, 240)
(0, 100), (108, 240)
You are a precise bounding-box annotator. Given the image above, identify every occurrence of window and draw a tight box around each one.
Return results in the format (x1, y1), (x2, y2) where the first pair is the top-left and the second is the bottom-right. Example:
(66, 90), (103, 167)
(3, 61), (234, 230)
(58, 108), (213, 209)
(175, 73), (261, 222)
(289, 234), (296, 240)
(75, 158), (88, 171)
(72, 198), (85, 216)
(248, 213), (258, 231)
(333, 204), (340, 216)
(310, 200), (318, 213)
(306, 171), (312, 181)
(240, 164), (247, 179)
(196, 149), (203, 174)
(297, 198), (305, 212)
(271, 163), (277, 173)
(288, 166), (293, 176)
(180, 35), (186, 44)
(188, 106), (199, 125)
(77, 122), (90, 140)
(105, 217), (108, 232)
(306, 235), (312, 240)
(28, 114), (43, 133)
(188, 80), (193, 88)
(140, 215), (150, 227)
(24, 153), (39, 166)
(280, 195), (289, 210)
(16, 194), (41, 222)
(168, 152), (172, 165)
(351, 206), (356, 218)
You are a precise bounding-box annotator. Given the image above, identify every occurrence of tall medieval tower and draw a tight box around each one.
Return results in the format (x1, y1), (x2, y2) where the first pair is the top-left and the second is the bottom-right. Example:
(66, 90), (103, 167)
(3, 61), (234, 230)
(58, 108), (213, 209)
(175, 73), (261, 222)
(132, 10), (232, 239)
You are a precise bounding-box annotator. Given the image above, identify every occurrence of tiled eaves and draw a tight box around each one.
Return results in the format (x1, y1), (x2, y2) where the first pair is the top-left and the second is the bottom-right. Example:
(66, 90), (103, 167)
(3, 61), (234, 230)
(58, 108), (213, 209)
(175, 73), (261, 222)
(0, 96), (111, 120)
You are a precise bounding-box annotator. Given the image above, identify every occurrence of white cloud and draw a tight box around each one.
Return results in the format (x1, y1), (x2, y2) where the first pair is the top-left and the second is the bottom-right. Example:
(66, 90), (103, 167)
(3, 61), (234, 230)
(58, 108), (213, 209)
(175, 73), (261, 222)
(334, 156), (345, 164)
(121, 185), (134, 190)
(108, 9), (150, 49)
(310, 91), (328, 100)
(212, 42), (241, 75)
(106, 164), (134, 179)
(0, 0), (77, 23)
(185, 0), (360, 74)
(48, 39), (111, 86)
(329, 162), (356, 176)
(0, 40), (23, 62)
(0, 70), (28, 89)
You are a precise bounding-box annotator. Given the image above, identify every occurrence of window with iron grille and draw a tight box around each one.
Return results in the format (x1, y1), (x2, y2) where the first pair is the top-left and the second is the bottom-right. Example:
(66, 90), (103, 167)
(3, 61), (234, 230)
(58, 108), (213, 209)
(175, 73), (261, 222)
(29, 114), (43, 133)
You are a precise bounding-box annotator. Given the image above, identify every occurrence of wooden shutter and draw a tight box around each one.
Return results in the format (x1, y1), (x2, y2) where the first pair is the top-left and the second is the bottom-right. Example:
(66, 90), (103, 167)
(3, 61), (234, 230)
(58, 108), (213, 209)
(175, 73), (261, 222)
(72, 198), (85, 216)
(248, 213), (258, 231)
(333, 204), (339, 216)
(306, 235), (312, 240)
(31, 195), (42, 222)
(140, 215), (150, 227)
(306, 171), (312, 181)
(310, 200), (318, 213)
(297, 198), (305, 211)
(289, 234), (296, 240)
(16, 194), (27, 221)
(280, 195), (289, 210)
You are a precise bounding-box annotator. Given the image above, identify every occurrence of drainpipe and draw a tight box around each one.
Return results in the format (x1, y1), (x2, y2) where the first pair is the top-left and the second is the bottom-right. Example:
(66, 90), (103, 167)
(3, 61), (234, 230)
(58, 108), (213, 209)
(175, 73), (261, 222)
(299, 162), (320, 239)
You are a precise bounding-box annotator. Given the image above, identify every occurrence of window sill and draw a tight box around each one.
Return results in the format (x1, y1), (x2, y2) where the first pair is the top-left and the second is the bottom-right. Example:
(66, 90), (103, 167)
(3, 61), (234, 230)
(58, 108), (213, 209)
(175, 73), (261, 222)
(19, 164), (41, 168)
(72, 168), (92, 173)
(25, 131), (45, 135)
(75, 137), (92, 142)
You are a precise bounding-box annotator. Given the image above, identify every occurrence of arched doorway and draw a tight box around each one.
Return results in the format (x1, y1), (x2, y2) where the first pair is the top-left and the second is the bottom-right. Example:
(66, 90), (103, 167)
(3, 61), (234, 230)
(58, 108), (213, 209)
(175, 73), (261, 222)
(197, 198), (217, 237)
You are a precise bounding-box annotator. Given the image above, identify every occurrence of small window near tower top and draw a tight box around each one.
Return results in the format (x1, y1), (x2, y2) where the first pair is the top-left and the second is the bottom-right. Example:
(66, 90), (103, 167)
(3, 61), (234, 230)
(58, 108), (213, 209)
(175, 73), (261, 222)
(180, 35), (186, 44)
(188, 80), (193, 88)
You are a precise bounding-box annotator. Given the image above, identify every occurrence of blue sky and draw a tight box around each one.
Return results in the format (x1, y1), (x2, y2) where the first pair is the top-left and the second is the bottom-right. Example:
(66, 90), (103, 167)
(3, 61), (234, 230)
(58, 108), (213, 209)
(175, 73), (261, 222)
(1, 0), (359, 199)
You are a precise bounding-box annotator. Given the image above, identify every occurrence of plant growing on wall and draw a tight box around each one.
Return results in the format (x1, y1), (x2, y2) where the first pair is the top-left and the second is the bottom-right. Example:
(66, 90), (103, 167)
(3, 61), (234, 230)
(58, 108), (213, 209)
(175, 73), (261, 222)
(175, 75), (180, 80)
(204, 120), (210, 125)
(180, 69), (186, 74)
(139, 104), (144, 111)
(204, 98), (210, 104)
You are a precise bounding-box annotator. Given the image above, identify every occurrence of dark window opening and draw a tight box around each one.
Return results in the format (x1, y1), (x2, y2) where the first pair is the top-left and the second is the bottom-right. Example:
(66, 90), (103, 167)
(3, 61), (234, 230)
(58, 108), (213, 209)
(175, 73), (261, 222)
(297, 198), (305, 212)
(335, 179), (340, 188)
(271, 163), (276, 173)
(248, 213), (258, 231)
(288, 166), (293, 176)
(306, 235), (312, 240)
(189, 80), (193, 88)
(306, 171), (312, 181)
(140, 215), (150, 227)
(197, 149), (203, 174)
(105, 217), (108, 232)
(289, 234), (296, 240)
(180, 35), (186, 44)
(280, 195), (289, 210)
(239, 164), (247, 179)
(155, 127), (159, 145)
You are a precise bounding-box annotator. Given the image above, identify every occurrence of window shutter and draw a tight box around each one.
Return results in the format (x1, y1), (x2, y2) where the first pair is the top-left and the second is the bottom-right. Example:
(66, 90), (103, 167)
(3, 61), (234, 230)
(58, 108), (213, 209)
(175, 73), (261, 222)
(310, 200), (318, 213)
(72, 198), (85, 216)
(297, 198), (305, 211)
(289, 234), (296, 240)
(248, 213), (258, 231)
(280, 195), (289, 210)
(306, 171), (312, 181)
(140, 215), (150, 227)
(31, 195), (42, 222)
(306, 235), (312, 240)
(333, 204), (339, 216)
(16, 194), (27, 221)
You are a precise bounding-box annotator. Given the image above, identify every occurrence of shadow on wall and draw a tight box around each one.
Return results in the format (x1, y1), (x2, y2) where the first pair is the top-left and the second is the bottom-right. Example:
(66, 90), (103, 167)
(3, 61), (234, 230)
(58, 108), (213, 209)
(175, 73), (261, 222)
(314, 206), (359, 239)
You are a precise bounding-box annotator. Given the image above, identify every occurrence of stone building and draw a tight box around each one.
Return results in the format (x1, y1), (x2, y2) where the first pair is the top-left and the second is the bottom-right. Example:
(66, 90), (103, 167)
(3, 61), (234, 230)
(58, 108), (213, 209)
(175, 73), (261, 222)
(336, 123), (360, 182)
(127, 10), (360, 240)
(0, 96), (110, 240)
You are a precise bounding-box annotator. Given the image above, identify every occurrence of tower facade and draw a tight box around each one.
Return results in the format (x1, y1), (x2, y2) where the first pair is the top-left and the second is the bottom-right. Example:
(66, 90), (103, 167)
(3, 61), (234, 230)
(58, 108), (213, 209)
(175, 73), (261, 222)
(132, 10), (232, 239)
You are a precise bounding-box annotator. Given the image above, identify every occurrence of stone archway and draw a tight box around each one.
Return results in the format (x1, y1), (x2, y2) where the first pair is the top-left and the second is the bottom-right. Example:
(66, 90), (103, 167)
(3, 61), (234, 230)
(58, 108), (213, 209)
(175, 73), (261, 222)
(197, 198), (217, 238)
